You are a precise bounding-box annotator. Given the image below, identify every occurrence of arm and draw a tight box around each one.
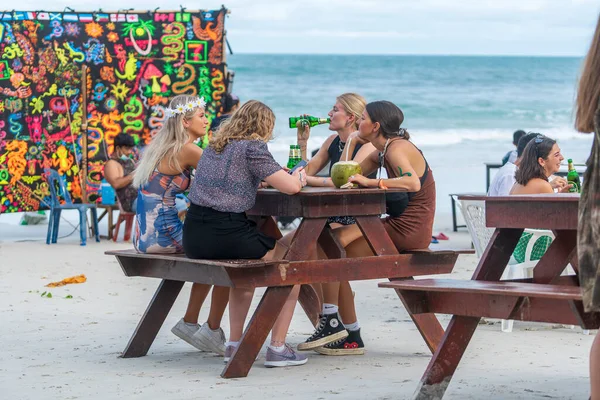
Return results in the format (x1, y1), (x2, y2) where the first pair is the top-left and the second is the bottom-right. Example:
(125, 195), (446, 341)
(264, 168), (307, 195)
(104, 160), (133, 190)
(180, 143), (203, 170)
(304, 134), (336, 176)
(297, 123), (310, 160)
(306, 175), (335, 187)
(350, 148), (421, 191)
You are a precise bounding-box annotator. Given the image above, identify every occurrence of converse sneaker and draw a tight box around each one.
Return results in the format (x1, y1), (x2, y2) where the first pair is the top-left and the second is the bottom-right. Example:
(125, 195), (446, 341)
(297, 312), (348, 351)
(193, 322), (226, 356)
(264, 344), (308, 368)
(315, 328), (365, 356)
(171, 318), (204, 350)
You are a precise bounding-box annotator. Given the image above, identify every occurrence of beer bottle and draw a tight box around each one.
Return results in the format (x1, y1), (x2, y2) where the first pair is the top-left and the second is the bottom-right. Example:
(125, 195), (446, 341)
(567, 159), (581, 193)
(294, 145), (302, 163)
(289, 116), (331, 129)
(287, 145), (297, 169)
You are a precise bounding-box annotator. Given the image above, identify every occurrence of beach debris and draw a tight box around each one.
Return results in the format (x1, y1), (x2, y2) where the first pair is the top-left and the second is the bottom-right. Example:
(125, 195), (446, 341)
(40, 291), (52, 298)
(45, 274), (87, 287)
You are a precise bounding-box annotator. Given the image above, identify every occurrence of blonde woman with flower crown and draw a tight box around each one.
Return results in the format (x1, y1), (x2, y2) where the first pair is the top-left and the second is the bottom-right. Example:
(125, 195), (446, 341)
(133, 94), (230, 356)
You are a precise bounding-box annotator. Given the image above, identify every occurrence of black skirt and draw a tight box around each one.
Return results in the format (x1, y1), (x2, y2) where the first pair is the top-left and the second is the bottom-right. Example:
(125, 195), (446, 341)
(183, 204), (276, 260)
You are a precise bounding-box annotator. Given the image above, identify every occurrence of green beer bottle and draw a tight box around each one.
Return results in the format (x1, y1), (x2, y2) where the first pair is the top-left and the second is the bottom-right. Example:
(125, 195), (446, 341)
(294, 145), (302, 163)
(289, 116), (331, 129)
(567, 159), (581, 193)
(287, 145), (298, 169)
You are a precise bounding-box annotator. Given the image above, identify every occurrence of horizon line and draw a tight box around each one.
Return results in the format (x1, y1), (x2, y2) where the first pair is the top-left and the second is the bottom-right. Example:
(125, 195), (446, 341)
(228, 52), (584, 58)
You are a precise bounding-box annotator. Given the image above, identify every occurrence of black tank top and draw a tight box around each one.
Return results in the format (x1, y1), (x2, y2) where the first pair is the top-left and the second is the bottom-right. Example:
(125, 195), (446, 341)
(327, 136), (377, 179)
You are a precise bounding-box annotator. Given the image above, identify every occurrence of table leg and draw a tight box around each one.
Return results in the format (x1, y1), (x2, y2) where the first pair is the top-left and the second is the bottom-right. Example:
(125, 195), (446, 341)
(108, 208), (114, 240)
(355, 216), (446, 353)
(451, 196), (458, 232)
(413, 228), (523, 399)
(121, 279), (184, 358)
(221, 286), (293, 378)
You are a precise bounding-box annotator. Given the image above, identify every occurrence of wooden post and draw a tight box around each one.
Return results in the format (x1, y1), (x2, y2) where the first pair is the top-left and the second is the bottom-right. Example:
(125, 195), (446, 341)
(80, 65), (88, 203)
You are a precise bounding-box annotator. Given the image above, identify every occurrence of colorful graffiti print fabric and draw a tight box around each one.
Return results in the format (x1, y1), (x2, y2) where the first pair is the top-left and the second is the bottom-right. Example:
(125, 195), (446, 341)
(133, 169), (190, 254)
(0, 9), (228, 213)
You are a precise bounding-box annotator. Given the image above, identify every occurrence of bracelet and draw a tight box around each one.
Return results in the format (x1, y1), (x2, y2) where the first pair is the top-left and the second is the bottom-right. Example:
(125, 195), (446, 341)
(378, 179), (388, 189)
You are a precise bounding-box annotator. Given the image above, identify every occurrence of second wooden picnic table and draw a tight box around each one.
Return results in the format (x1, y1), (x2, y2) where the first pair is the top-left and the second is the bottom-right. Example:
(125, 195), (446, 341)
(381, 194), (600, 399)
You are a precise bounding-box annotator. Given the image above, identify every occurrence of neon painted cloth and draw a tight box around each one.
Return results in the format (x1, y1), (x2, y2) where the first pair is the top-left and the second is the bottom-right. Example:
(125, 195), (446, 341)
(134, 170), (191, 254)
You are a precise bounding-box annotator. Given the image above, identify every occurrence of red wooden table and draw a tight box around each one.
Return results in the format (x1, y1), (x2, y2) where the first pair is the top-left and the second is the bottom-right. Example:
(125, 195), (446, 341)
(109, 187), (461, 378)
(381, 194), (600, 399)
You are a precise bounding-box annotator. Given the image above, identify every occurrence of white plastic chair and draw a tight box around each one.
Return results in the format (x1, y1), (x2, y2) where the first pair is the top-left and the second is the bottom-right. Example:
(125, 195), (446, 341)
(457, 198), (582, 333)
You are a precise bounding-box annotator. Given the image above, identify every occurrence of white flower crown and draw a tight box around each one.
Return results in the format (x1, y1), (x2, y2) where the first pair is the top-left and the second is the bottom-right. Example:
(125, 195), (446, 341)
(164, 97), (206, 119)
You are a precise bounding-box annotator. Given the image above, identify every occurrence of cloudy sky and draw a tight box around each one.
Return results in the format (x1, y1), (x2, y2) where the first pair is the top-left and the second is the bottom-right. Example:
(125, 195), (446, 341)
(15, 0), (600, 56)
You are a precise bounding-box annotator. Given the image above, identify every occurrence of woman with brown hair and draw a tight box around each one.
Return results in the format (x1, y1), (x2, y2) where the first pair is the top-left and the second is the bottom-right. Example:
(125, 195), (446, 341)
(297, 100), (436, 353)
(574, 12), (600, 400)
(510, 134), (572, 195)
(183, 100), (309, 368)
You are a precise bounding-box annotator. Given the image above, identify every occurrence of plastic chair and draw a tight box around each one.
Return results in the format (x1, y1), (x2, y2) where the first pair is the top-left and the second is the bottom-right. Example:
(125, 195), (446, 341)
(45, 169), (99, 246)
(113, 197), (135, 242)
(458, 198), (581, 333)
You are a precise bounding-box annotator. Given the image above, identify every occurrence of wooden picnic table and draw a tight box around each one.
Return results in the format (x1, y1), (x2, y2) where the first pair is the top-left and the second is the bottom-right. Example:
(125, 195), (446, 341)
(107, 187), (463, 379)
(380, 194), (600, 399)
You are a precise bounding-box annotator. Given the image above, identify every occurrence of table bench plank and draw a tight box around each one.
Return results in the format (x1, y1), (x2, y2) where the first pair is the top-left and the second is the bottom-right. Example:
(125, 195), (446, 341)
(379, 279), (583, 300)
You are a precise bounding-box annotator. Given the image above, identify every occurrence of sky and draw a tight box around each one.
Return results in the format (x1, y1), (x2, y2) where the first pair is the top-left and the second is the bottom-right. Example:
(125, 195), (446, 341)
(13, 0), (600, 56)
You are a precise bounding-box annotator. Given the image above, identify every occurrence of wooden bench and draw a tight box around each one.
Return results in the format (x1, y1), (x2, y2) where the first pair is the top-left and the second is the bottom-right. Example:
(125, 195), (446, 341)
(379, 278), (600, 329)
(107, 247), (464, 377)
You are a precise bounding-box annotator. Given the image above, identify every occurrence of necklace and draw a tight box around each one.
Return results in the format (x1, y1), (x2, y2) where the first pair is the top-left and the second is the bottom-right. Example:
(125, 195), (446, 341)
(338, 139), (345, 153)
(378, 138), (391, 179)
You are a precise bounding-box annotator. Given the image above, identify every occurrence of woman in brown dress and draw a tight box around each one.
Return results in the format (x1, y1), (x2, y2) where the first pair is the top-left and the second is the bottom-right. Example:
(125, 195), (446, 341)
(297, 100), (436, 354)
(574, 13), (600, 400)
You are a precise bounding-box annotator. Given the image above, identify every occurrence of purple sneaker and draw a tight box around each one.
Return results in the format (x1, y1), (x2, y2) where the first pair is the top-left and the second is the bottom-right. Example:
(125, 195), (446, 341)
(264, 344), (308, 368)
(223, 345), (259, 364)
(223, 345), (236, 363)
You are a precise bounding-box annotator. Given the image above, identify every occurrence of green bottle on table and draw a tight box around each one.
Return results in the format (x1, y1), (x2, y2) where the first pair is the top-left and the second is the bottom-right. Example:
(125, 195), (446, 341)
(567, 159), (581, 193)
(287, 145), (298, 169)
(289, 116), (331, 129)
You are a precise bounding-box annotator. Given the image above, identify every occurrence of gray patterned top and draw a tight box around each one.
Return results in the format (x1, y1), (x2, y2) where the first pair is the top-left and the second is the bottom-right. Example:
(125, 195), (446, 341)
(188, 140), (281, 213)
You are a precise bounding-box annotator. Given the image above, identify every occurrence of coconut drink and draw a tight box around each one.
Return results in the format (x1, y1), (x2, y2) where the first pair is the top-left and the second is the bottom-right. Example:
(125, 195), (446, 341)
(330, 160), (362, 188)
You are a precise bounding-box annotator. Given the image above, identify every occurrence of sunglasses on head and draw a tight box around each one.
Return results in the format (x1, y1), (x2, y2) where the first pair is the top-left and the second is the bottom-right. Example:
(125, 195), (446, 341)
(534, 135), (546, 144)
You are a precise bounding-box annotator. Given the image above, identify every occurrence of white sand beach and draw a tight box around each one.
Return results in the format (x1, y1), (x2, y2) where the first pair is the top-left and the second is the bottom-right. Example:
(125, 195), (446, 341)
(0, 211), (594, 400)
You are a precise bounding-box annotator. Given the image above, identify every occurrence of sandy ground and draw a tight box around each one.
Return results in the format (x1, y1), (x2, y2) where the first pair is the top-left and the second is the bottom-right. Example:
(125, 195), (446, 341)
(0, 210), (595, 400)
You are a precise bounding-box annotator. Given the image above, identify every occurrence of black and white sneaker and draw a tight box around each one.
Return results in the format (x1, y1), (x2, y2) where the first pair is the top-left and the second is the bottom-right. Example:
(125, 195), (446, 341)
(297, 312), (348, 351)
(315, 328), (365, 356)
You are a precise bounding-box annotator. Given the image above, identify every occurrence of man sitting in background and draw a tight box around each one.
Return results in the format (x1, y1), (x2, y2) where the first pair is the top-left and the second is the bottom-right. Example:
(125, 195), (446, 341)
(104, 134), (137, 212)
(502, 130), (526, 166)
(489, 132), (568, 196)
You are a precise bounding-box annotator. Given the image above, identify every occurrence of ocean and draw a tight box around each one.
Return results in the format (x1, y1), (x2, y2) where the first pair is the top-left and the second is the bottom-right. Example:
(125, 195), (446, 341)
(227, 54), (594, 226)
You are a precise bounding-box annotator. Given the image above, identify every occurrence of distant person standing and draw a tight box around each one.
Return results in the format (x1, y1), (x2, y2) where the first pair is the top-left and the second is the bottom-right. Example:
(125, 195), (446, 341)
(502, 129), (526, 165)
(209, 93), (240, 136)
(574, 12), (600, 400)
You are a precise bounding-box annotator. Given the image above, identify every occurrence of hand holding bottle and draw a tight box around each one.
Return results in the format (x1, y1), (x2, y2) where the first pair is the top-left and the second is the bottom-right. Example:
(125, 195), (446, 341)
(296, 114), (311, 143)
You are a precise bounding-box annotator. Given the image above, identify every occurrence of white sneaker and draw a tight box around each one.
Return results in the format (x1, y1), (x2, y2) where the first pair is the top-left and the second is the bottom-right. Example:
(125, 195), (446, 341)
(193, 322), (226, 356)
(171, 318), (205, 351)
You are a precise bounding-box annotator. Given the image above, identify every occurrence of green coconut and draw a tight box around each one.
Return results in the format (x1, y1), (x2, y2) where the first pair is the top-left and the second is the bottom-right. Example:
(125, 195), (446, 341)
(330, 161), (362, 188)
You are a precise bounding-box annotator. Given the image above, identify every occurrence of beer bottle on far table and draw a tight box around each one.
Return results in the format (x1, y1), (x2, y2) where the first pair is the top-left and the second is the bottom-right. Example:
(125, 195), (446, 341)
(287, 145), (298, 169)
(289, 116), (331, 129)
(567, 158), (581, 193)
